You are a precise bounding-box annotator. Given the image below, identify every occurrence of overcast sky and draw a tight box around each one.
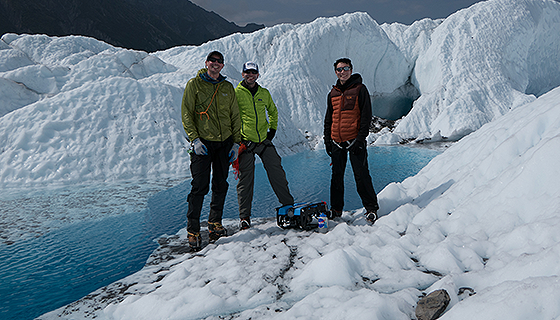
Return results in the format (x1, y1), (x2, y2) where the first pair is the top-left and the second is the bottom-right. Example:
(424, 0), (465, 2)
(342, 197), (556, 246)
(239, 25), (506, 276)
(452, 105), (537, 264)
(190, 0), (484, 27)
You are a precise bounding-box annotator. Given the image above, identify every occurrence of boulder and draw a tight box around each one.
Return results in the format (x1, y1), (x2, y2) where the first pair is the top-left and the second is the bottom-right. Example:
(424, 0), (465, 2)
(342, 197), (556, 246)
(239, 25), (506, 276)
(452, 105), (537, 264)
(415, 289), (451, 320)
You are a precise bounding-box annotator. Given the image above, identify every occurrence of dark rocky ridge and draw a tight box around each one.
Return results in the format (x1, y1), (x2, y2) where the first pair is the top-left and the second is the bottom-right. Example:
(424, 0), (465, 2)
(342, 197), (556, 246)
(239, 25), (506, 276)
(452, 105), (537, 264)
(0, 0), (264, 52)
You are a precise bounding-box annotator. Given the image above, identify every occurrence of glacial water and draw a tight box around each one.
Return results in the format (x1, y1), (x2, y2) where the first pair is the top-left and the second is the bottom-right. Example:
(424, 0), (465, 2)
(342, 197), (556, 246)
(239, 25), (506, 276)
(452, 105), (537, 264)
(0, 146), (442, 320)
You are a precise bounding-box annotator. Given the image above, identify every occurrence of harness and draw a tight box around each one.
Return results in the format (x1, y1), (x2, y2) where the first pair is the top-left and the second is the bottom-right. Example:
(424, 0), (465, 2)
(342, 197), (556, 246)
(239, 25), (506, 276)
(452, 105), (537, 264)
(197, 83), (221, 121)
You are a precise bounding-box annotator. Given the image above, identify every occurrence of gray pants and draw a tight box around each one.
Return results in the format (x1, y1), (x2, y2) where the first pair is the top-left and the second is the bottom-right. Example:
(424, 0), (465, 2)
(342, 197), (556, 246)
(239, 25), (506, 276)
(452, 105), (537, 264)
(237, 141), (294, 219)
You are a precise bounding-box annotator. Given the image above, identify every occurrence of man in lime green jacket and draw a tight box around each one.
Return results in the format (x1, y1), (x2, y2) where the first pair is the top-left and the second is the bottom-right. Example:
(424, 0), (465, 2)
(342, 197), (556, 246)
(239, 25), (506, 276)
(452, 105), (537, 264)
(181, 51), (241, 251)
(235, 61), (294, 230)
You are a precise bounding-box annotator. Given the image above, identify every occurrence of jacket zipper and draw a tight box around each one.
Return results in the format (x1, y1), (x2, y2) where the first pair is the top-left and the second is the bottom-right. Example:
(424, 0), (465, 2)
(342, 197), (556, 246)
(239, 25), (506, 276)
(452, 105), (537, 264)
(252, 89), (261, 142)
(337, 89), (344, 142)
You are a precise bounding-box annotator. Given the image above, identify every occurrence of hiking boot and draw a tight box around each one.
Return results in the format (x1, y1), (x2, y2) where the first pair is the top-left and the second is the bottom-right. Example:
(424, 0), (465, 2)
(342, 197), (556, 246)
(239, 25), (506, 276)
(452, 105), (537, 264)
(365, 210), (378, 224)
(239, 217), (251, 230)
(188, 232), (202, 252)
(330, 209), (342, 219)
(208, 222), (227, 243)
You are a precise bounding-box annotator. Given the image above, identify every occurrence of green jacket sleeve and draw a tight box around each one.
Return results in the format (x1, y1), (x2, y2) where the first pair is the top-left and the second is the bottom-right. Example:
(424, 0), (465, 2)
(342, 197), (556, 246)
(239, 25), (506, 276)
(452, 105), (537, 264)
(264, 88), (278, 131)
(181, 78), (198, 141)
(230, 92), (242, 143)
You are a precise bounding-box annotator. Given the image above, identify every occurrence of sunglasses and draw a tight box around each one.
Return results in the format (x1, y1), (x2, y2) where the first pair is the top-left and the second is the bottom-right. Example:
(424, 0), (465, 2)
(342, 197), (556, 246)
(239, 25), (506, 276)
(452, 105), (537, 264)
(244, 70), (258, 74)
(207, 57), (224, 64)
(335, 66), (351, 72)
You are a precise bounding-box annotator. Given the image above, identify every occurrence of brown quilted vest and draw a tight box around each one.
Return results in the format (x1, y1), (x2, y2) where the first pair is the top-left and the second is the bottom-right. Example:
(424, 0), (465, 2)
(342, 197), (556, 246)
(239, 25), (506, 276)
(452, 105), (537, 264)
(329, 84), (362, 143)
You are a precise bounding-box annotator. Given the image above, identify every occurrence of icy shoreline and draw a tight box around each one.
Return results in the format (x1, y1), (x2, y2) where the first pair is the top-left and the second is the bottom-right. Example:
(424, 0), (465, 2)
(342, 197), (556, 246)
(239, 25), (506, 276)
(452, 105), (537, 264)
(38, 213), (423, 320)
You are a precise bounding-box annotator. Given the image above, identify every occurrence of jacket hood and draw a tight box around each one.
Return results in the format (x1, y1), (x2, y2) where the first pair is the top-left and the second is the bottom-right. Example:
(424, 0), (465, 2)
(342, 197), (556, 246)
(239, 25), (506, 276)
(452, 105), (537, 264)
(335, 73), (363, 91)
(198, 68), (227, 84)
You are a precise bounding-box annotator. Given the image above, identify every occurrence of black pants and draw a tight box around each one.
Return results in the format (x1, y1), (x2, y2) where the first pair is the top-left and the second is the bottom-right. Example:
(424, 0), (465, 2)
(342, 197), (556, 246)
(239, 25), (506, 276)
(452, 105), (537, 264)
(186, 138), (233, 234)
(330, 144), (379, 213)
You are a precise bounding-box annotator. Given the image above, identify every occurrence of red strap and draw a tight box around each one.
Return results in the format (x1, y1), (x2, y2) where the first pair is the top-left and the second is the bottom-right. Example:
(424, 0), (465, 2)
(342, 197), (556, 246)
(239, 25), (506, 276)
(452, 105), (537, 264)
(232, 143), (247, 180)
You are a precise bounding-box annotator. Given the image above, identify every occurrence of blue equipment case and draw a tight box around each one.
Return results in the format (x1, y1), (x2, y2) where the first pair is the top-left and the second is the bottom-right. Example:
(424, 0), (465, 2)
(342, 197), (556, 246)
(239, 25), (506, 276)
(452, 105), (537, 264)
(276, 201), (330, 230)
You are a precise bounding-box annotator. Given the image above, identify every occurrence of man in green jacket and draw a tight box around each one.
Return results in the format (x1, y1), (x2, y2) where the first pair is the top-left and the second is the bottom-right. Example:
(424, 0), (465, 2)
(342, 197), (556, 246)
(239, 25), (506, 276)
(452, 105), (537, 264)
(182, 51), (241, 251)
(235, 61), (294, 230)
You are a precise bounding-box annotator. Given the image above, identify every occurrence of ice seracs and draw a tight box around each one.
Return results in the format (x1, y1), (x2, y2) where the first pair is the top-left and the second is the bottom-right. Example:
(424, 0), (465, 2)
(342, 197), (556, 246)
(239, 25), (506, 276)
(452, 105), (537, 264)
(3, 0), (560, 188)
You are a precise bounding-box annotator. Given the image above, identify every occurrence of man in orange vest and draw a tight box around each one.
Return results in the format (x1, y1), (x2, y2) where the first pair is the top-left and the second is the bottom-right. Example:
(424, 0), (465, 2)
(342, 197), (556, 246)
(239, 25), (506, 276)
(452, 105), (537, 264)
(324, 57), (379, 223)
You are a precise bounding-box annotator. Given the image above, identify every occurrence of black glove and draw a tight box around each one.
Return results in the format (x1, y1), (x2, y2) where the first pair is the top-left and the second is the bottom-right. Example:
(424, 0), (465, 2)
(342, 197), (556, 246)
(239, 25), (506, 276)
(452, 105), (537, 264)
(349, 139), (366, 155)
(325, 139), (333, 157)
(267, 129), (276, 141)
(243, 141), (257, 153)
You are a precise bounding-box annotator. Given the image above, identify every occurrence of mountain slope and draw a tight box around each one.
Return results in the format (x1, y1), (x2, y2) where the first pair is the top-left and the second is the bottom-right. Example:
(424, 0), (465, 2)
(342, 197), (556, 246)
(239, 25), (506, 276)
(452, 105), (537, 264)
(0, 0), (263, 52)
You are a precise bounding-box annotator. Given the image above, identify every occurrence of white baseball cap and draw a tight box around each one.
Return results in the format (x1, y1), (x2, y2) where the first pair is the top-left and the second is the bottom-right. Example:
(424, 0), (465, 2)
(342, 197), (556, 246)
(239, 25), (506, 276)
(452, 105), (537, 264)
(242, 61), (259, 73)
